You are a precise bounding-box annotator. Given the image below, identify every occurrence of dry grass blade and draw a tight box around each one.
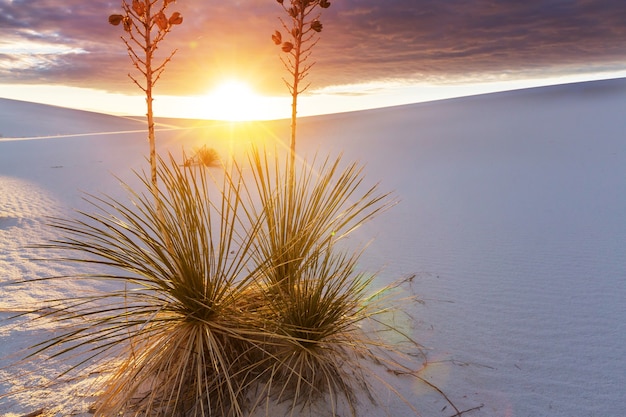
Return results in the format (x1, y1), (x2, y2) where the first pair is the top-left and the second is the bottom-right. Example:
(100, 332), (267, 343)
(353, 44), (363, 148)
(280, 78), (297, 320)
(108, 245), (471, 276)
(241, 148), (395, 293)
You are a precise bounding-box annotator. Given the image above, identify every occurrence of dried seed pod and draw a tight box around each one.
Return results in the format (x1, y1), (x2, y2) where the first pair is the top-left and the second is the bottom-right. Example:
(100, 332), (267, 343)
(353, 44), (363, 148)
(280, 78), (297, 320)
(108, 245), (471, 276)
(319, 0), (331, 8)
(288, 6), (298, 18)
(132, 0), (145, 16)
(291, 27), (300, 38)
(108, 14), (124, 26)
(310, 20), (322, 33)
(282, 42), (294, 52)
(164, 0), (176, 5)
(276, 0), (284, 3)
(272, 30), (282, 45)
(169, 12), (183, 25)
(123, 16), (132, 32)
(154, 11), (169, 30)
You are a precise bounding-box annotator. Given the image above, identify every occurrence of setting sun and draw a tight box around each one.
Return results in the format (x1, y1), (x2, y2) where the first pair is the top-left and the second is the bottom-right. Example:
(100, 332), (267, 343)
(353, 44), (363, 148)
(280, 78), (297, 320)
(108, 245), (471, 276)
(200, 80), (271, 121)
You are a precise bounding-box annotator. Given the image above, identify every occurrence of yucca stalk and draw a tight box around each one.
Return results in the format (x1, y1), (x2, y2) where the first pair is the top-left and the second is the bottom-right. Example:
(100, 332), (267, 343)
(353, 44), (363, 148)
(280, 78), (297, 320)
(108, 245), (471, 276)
(108, 0), (183, 240)
(29, 155), (264, 416)
(272, 0), (331, 175)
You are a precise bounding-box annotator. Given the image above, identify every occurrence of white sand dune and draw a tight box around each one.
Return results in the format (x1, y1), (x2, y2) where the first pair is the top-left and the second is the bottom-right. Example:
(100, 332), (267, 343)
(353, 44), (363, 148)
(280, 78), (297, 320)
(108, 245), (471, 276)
(0, 98), (149, 139)
(1, 78), (625, 416)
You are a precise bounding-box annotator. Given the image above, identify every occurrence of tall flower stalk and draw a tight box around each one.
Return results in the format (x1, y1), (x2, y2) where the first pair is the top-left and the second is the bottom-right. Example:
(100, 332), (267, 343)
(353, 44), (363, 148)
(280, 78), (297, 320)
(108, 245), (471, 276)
(272, 0), (331, 177)
(108, 0), (183, 203)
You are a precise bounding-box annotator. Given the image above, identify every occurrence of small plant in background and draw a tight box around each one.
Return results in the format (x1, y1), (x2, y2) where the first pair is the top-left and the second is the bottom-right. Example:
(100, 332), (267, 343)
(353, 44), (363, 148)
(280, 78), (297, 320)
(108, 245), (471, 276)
(272, 0), (331, 176)
(109, 0), (183, 202)
(197, 146), (220, 168)
(183, 145), (221, 168)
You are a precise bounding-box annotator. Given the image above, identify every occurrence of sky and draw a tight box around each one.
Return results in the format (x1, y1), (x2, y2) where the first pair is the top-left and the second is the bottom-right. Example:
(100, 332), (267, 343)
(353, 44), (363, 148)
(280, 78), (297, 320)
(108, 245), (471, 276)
(1, 0), (626, 120)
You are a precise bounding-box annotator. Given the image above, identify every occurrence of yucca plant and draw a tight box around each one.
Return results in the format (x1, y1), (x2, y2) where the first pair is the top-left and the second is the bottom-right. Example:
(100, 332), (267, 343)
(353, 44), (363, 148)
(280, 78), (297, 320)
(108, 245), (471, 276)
(230, 149), (403, 416)
(29, 155), (265, 416)
(19, 148), (461, 416)
(248, 247), (377, 416)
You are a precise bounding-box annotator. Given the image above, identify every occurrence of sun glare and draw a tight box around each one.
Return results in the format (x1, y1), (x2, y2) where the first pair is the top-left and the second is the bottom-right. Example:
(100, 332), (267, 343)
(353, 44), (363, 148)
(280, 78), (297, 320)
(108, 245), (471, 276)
(202, 80), (266, 121)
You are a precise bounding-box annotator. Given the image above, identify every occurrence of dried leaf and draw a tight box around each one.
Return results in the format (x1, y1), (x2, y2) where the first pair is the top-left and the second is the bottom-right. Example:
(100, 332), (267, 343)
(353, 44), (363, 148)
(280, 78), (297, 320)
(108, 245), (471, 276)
(123, 17), (132, 32)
